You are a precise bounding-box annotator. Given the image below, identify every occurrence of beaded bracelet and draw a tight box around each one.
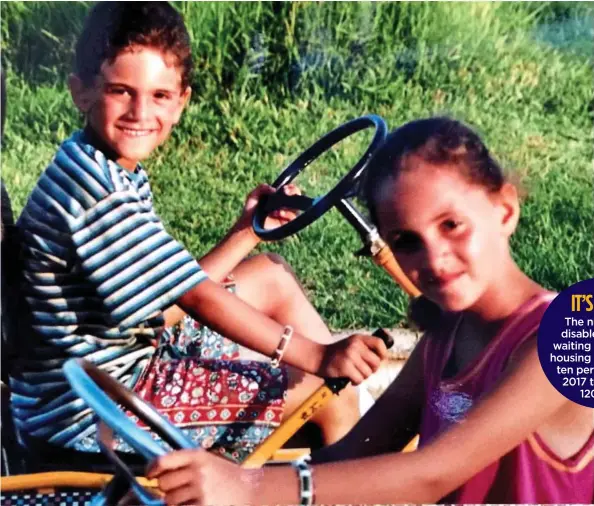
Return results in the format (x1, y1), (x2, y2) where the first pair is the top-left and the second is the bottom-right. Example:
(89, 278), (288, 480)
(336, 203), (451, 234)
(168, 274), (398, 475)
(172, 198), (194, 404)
(292, 455), (314, 506)
(271, 325), (294, 368)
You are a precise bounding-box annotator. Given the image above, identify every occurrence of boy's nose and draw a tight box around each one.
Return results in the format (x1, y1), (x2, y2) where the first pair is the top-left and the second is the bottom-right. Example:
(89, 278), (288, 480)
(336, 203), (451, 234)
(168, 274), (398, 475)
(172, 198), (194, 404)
(129, 96), (150, 121)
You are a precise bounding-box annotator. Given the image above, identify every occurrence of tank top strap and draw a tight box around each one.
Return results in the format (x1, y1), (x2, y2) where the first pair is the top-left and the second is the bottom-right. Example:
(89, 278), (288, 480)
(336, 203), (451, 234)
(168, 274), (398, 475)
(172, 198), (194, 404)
(501, 291), (557, 363)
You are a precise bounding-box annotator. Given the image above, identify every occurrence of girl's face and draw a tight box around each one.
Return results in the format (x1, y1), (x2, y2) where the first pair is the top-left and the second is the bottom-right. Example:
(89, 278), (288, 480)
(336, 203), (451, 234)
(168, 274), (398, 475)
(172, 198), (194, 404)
(70, 46), (190, 170)
(375, 159), (517, 313)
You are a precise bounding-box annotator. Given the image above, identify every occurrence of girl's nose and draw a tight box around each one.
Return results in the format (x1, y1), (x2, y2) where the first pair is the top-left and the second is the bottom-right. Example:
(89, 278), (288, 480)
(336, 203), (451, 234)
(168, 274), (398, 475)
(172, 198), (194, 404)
(423, 237), (451, 273)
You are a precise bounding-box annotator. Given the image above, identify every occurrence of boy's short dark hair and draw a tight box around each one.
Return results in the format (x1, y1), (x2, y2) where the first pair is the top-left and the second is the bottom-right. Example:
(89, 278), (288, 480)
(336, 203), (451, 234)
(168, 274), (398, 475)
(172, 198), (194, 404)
(75, 2), (193, 89)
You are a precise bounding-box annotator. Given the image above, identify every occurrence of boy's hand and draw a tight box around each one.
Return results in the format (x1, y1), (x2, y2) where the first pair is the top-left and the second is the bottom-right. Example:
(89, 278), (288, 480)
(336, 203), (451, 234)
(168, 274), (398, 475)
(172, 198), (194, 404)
(319, 335), (388, 384)
(236, 183), (302, 233)
(147, 449), (256, 505)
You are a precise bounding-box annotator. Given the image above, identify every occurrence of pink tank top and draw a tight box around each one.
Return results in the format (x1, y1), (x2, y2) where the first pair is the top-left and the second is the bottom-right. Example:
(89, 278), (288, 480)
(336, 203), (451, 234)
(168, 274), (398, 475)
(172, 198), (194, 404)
(419, 292), (594, 503)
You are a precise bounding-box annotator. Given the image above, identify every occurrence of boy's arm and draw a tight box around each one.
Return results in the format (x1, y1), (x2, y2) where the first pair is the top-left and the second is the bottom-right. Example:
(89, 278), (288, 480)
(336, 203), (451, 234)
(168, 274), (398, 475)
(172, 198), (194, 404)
(197, 222), (259, 283)
(196, 183), (300, 282)
(176, 277), (387, 378)
(177, 277), (323, 373)
(161, 219), (259, 327)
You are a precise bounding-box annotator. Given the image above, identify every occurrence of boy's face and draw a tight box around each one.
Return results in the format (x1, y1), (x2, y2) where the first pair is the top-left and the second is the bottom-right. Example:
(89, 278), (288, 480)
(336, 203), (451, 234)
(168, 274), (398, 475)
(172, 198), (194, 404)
(71, 46), (190, 170)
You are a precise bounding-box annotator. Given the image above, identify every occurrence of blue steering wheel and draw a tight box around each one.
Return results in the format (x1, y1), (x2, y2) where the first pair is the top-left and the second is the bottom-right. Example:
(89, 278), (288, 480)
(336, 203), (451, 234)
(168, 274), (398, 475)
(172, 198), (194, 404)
(63, 359), (195, 505)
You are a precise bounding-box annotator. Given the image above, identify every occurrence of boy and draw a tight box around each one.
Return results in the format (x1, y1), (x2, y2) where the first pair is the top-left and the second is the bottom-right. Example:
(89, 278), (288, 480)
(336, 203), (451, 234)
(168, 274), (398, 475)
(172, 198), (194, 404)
(10, 2), (386, 461)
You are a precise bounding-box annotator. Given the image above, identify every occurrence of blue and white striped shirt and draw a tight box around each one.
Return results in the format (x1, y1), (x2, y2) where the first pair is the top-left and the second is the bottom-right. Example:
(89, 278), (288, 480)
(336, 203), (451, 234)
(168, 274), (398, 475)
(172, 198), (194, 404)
(10, 131), (207, 448)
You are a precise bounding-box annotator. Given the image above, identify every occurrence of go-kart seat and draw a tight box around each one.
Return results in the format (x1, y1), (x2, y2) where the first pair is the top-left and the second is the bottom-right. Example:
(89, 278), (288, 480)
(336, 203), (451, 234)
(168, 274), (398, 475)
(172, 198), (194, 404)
(1, 179), (27, 477)
(22, 437), (147, 475)
(1, 72), (26, 475)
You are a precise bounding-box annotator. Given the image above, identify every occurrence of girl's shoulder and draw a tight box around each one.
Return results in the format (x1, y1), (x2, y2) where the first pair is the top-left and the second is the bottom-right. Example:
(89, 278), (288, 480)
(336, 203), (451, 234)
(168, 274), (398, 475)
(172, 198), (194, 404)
(415, 311), (461, 373)
(507, 290), (557, 338)
(504, 289), (557, 359)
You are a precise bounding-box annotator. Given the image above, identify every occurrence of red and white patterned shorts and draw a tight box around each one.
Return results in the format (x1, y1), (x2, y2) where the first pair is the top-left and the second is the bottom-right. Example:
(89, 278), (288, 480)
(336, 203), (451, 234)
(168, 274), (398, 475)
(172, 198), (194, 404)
(130, 353), (288, 462)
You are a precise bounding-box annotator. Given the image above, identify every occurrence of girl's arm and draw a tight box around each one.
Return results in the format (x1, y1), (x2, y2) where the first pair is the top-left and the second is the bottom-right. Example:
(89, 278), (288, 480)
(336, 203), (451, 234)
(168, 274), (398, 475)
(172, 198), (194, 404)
(312, 334), (426, 463)
(284, 340), (568, 504)
(176, 277), (387, 380)
(149, 339), (570, 505)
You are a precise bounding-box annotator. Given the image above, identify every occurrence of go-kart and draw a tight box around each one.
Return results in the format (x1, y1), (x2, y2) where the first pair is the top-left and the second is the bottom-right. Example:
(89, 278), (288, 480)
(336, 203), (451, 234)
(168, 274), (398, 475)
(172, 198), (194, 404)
(1, 115), (419, 505)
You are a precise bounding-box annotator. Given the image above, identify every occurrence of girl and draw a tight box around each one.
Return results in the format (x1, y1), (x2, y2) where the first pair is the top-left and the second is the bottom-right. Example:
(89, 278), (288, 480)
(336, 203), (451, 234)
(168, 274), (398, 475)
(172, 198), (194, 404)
(148, 117), (594, 503)
(9, 2), (386, 467)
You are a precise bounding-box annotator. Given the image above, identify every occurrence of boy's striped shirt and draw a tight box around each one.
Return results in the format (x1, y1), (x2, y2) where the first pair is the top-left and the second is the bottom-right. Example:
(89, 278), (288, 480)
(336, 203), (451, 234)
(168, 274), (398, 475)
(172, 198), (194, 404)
(10, 131), (207, 448)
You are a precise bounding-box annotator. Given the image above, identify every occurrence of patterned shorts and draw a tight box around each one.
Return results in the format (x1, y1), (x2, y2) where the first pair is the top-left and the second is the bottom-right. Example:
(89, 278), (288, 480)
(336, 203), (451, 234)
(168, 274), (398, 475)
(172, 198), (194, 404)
(73, 279), (289, 464)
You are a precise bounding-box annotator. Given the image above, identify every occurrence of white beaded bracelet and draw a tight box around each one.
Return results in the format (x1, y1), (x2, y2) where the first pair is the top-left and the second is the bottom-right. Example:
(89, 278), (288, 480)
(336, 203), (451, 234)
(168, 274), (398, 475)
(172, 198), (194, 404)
(271, 325), (293, 368)
(292, 455), (314, 506)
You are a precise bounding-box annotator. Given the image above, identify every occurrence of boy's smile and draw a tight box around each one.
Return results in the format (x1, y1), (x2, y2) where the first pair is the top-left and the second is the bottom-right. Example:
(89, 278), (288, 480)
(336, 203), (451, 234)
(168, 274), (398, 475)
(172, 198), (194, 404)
(71, 46), (190, 170)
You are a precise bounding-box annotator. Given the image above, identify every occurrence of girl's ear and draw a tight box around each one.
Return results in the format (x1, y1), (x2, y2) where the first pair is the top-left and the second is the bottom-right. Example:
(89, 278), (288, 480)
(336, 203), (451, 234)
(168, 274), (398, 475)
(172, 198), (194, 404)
(497, 182), (520, 238)
(172, 86), (192, 125)
(68, 74), (94, 113)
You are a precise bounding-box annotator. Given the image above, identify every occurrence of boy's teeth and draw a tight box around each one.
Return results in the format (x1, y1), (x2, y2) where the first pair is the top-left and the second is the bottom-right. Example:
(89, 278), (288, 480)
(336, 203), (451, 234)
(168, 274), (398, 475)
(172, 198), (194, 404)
(121, 128), (152, 136)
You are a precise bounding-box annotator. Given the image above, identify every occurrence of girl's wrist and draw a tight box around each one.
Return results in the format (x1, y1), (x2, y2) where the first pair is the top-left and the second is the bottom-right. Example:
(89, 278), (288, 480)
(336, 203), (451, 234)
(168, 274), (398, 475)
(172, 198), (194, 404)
(256, 464), (303, 505)
(240, 467), (264, 504)
(292, 455), (314, 505)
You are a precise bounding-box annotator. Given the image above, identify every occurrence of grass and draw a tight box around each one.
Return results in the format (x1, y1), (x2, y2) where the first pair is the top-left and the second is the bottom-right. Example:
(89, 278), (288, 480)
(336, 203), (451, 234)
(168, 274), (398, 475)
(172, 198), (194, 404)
(1, 1), (593, 330)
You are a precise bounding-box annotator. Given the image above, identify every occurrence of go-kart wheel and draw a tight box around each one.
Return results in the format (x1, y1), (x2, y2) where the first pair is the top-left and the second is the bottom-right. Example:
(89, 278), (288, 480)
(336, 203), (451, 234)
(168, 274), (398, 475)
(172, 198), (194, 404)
(253, 114), (387, 241)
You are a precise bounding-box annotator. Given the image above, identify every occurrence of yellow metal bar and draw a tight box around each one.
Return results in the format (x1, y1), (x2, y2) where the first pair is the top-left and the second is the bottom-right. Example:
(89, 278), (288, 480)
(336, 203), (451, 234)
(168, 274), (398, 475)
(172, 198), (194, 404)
(269, 448), (310, 462)
(242, 385), (334, 469)
(402, 434), (419, 453)
(0, 472), (157, 492)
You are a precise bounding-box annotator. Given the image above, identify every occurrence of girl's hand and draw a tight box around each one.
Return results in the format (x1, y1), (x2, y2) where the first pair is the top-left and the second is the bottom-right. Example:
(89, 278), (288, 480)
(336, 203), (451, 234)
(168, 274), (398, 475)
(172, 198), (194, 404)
(235, 183), (302, 233)
(147, 449), (256, 505)
(319, 335), (388, 384)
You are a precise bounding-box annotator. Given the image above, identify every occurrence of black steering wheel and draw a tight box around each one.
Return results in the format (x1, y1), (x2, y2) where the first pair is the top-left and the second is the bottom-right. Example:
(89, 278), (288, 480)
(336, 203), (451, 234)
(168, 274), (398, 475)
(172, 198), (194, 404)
(253, 114), (387, 241)
(63, 358), (195, 505)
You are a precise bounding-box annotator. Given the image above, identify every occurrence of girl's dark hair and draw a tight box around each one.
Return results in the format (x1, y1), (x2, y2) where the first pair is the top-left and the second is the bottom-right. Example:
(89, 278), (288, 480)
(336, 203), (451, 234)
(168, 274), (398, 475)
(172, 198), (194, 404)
(75, 2), (193, 89)
(364, 116), (505, 225)
(363, 117), (507, 331)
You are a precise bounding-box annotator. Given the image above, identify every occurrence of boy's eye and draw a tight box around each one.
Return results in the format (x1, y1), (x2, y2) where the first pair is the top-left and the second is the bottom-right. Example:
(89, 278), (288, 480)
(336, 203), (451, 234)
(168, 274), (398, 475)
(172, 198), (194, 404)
(442, 219), (464, 233)
(107, 86), (130, 97)
(154, 91), (173, 100)
(106, 86), (130, 96)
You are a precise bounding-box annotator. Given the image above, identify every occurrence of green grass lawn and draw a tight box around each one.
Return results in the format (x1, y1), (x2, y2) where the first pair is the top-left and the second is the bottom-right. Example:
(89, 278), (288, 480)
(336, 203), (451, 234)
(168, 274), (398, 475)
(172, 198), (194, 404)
(1, 1), (592, 330)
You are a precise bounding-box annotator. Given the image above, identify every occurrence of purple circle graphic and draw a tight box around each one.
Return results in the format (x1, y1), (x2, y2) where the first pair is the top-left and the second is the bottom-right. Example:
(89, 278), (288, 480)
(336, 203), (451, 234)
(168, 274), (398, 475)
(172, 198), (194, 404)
(537, 278), (594, 408)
